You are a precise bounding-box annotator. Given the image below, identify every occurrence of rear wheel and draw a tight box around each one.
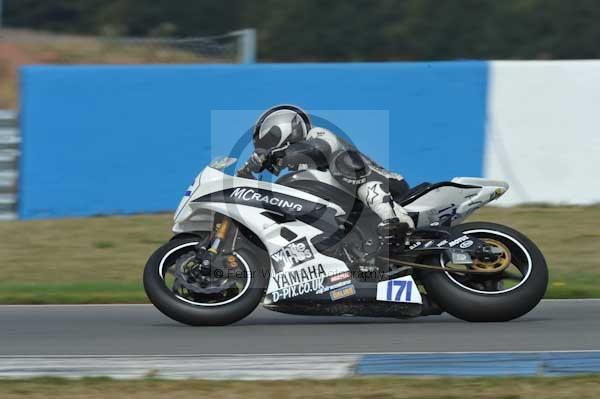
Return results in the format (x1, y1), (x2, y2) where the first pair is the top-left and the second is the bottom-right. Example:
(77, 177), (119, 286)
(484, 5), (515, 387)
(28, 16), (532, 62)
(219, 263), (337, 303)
(420, 222), (548, 322)
(143, 237), (267, 326)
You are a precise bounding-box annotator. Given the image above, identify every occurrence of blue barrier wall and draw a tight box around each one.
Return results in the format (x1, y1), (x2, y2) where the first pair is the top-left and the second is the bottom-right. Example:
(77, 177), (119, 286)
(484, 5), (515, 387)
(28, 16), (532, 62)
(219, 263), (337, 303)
(19, 62), (488, 219)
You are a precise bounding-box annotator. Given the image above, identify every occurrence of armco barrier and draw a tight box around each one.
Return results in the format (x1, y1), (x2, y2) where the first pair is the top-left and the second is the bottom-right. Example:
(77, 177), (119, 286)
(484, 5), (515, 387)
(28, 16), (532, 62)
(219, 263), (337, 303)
(0, 110), (19, 220)
(19, 62), (488, 219)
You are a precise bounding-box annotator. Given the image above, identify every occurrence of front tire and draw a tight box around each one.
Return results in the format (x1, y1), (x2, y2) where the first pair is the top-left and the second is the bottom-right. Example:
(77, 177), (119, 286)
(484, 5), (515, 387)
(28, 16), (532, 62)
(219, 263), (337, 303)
(421, 222), (548, 322)
(143, 237), (267, 326)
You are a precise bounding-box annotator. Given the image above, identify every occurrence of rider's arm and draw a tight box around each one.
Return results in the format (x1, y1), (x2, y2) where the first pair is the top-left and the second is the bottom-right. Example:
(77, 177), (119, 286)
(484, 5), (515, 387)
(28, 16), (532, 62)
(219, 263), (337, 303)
(238, 136), (332, 177)
(277, 138), (332, 170)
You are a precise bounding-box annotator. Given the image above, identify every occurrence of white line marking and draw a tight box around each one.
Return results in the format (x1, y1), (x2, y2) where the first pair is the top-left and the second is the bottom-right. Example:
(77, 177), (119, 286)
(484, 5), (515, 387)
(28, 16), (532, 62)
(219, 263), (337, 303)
(1, 350), (600, 358)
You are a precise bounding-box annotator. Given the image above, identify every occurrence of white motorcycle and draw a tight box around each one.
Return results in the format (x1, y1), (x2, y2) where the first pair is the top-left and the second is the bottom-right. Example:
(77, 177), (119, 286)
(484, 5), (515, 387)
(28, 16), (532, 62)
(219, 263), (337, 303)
(143, 157), (548, 326)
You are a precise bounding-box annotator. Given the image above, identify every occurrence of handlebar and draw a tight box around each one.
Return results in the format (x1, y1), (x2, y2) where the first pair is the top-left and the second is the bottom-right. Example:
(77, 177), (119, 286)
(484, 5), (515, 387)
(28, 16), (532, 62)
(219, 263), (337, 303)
(237, 146), (285, 178)
(236, 163), (255, 179)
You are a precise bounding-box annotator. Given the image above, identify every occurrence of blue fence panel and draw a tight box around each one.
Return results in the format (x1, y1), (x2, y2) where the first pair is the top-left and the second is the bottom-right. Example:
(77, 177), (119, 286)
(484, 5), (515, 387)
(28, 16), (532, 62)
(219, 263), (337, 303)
(19, 62), (488, 219)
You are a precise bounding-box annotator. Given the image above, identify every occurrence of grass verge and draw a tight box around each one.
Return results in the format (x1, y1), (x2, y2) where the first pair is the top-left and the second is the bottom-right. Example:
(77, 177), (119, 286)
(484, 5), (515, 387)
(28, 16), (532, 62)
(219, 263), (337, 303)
(1, 376), (600, 399)
(0, 206), (599, 303)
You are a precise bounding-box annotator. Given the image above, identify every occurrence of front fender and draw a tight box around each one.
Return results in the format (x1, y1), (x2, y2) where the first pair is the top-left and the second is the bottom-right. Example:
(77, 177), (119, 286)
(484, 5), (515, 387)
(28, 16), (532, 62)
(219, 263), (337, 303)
(170, 232), (208, 242)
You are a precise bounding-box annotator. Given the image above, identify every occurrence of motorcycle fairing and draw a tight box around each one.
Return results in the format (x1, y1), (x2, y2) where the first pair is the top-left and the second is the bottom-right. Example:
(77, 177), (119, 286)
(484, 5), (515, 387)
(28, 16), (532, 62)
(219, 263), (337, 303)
(175, 167), (352, 304)
(403, 177), (509, 227)
(174, 167), (345, 235)
(273, 169), (509, 228)
(173, 166), (510, 313)
(191, 186), (341, 237)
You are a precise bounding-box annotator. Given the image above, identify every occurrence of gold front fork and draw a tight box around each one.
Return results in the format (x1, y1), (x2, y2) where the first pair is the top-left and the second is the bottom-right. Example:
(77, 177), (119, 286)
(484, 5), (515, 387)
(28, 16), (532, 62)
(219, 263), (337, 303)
(207, 216), (232, 255)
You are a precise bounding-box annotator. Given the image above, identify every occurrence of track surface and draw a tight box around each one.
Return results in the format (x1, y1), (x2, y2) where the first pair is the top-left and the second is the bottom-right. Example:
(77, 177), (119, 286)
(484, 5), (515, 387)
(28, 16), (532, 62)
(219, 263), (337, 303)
(1, 300), (598, 356)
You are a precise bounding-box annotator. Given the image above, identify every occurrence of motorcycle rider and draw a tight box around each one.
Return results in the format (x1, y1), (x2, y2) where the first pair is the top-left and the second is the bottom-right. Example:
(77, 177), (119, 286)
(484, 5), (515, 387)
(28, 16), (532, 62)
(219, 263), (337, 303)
(239, 104), (415, 243)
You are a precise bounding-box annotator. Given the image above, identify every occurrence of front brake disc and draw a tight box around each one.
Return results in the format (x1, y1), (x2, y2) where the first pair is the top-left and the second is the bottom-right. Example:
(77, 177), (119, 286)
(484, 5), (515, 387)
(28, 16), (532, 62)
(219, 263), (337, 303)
(173, 252), (235, 295)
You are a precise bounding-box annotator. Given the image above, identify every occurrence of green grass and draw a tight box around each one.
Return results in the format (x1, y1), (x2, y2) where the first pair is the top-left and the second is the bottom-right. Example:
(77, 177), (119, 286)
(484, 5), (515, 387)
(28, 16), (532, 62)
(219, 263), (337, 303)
(0, 206), (599, 303)
(0, 281), (145, 304)
(472, 206), (600, 298)
(1, 376), (600, 399)
(0, 213), (172, 303)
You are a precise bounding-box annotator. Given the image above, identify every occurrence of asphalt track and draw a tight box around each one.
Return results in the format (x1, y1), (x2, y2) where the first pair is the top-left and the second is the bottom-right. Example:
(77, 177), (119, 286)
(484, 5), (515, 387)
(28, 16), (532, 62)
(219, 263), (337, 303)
(0, 299), (598, 356)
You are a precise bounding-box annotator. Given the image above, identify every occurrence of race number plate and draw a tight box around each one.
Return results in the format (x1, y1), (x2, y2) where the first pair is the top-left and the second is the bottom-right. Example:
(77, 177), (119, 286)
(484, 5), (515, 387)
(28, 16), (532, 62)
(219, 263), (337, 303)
(376, 275), (422, 304)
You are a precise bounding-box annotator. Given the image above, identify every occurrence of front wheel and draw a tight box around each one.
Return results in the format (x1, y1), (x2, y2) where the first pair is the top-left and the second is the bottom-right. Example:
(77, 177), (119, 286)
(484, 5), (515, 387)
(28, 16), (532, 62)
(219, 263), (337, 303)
(420, 222), (548, 322)
(143, 237), (267, 326)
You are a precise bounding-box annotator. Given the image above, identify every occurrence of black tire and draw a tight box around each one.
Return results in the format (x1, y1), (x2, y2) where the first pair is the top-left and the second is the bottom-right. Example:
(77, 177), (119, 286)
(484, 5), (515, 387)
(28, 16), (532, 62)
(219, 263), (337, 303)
(143, 237), (268, 326)
(420, 222), (548, 322)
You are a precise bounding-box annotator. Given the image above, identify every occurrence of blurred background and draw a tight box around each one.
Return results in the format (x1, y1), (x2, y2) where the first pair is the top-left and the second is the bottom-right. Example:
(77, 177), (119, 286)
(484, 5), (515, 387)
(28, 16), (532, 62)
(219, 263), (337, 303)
(0, 0), (599, 303)
(4, 0), (600, 107)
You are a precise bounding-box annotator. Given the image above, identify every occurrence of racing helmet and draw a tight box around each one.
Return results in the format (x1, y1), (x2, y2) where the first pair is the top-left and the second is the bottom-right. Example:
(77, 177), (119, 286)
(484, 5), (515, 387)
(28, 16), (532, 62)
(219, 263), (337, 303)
(253, 105), (311, 150)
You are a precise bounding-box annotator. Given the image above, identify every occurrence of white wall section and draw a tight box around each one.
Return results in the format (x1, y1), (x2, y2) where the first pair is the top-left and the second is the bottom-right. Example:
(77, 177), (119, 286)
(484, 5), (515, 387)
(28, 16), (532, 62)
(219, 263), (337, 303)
(485, 61), (600, 205)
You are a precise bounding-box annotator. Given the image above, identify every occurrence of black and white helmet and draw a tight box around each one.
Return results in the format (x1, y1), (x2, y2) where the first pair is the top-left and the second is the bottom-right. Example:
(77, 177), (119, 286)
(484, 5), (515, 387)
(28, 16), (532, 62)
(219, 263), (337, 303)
(253, 105), (311, 150)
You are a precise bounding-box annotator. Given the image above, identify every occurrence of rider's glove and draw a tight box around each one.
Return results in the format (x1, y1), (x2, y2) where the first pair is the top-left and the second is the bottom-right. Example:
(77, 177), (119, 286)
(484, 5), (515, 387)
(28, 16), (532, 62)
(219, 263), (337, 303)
(396, 210), (415, 231)
(246, 149), (270, 173)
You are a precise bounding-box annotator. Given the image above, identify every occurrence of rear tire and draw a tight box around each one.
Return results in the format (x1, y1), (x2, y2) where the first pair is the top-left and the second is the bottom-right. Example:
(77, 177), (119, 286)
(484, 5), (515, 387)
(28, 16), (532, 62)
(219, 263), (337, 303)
(420, 222), (548, 322)
(143, 237), (268, 326)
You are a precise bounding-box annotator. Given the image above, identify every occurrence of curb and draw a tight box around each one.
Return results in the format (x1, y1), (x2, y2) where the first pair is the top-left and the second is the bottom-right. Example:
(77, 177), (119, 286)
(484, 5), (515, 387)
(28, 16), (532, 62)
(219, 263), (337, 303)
(1, 352), (599, 379)
(356, 351), (600, 377)
(0, 355), (360, 380)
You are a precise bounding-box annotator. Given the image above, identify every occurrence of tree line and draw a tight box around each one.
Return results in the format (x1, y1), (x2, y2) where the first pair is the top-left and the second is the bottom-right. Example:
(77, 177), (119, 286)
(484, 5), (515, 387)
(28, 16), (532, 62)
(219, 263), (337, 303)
(5, 0), (600, 61)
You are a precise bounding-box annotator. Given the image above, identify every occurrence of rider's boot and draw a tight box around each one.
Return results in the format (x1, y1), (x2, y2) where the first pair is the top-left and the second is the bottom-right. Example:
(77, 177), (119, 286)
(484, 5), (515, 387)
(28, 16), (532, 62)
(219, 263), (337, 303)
(357, 181), (415, 248)
(377, 217), (412, 247)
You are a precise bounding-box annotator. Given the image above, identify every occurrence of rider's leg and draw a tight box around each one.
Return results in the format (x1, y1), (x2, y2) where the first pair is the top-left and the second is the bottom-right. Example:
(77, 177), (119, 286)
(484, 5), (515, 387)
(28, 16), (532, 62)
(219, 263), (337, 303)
(329, 149), (414, 241)
(356, 179), (415, 243)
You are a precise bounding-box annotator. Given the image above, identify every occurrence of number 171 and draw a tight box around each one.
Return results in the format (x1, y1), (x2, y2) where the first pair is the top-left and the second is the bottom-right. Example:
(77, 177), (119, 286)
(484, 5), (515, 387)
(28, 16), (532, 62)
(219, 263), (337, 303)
(387, 280), (412, 301)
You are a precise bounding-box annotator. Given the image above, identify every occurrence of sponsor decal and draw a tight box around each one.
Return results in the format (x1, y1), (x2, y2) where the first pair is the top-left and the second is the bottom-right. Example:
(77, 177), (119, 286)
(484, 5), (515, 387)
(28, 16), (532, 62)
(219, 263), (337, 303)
(342, 176), (367, 185)
(316, 278), (352, 294)
(330, 284), (356, 301)
(327, 272), (351, 284)
(271, 237), (315, 273)
(459, 240), (474, 249)
(271, 278), (323, 302)
(230, 187), (303, 212)
(423, 240), (435, 248)
(366, 184), (382, 205)
(436, 240), (448, 248)
(438, 204), (458, 223)
(448, 235), (469, 247)
(272, 263), (325, 290)
(409, 241), (422, 250)
(270, 263), (327, 303)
